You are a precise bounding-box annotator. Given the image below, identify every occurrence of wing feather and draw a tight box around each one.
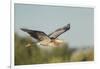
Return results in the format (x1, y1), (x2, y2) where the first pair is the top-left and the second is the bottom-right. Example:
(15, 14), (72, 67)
(21, 28), (51, 41)
(48, 24), (70, 39)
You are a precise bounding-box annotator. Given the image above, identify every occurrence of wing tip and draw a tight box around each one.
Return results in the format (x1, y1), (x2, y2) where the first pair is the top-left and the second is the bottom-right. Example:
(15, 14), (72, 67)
(67, 23), (70, 28)
(20, 28), (26, 31)
(67, 23), (70, 26)
(63, 23), (70, 30)
(20, 28), (30, 32)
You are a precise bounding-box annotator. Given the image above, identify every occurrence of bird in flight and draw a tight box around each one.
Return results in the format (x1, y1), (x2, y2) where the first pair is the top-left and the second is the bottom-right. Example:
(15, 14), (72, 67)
(21, 24), (70, 47)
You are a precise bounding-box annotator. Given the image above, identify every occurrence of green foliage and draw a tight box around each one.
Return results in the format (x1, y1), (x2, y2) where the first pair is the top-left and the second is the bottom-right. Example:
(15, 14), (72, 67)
(14, 33), (94, 65)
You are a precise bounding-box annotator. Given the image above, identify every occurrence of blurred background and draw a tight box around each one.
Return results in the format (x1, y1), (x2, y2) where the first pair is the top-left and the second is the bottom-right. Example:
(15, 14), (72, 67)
(14, 4), (94, 65)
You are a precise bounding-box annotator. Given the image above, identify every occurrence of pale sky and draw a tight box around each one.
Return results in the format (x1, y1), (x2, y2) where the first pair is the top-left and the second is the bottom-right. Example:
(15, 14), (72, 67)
(14, 3), (94, 48)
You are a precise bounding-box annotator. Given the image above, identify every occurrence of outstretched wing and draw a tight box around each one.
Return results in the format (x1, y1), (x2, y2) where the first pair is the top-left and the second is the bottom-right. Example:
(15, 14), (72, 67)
(48, 24), (70, 39)
(21, 28), (51, 41)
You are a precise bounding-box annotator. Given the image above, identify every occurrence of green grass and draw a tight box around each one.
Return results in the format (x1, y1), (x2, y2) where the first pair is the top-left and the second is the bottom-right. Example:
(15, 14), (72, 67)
(14, 33), (94, 65)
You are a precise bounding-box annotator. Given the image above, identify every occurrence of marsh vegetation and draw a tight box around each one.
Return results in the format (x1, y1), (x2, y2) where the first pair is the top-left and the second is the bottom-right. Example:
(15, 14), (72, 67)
(15, 33), (94, 65)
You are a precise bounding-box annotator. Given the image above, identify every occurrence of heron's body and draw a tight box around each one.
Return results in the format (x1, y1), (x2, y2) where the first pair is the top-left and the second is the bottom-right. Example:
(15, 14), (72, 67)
(37, 39), (64, 47)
